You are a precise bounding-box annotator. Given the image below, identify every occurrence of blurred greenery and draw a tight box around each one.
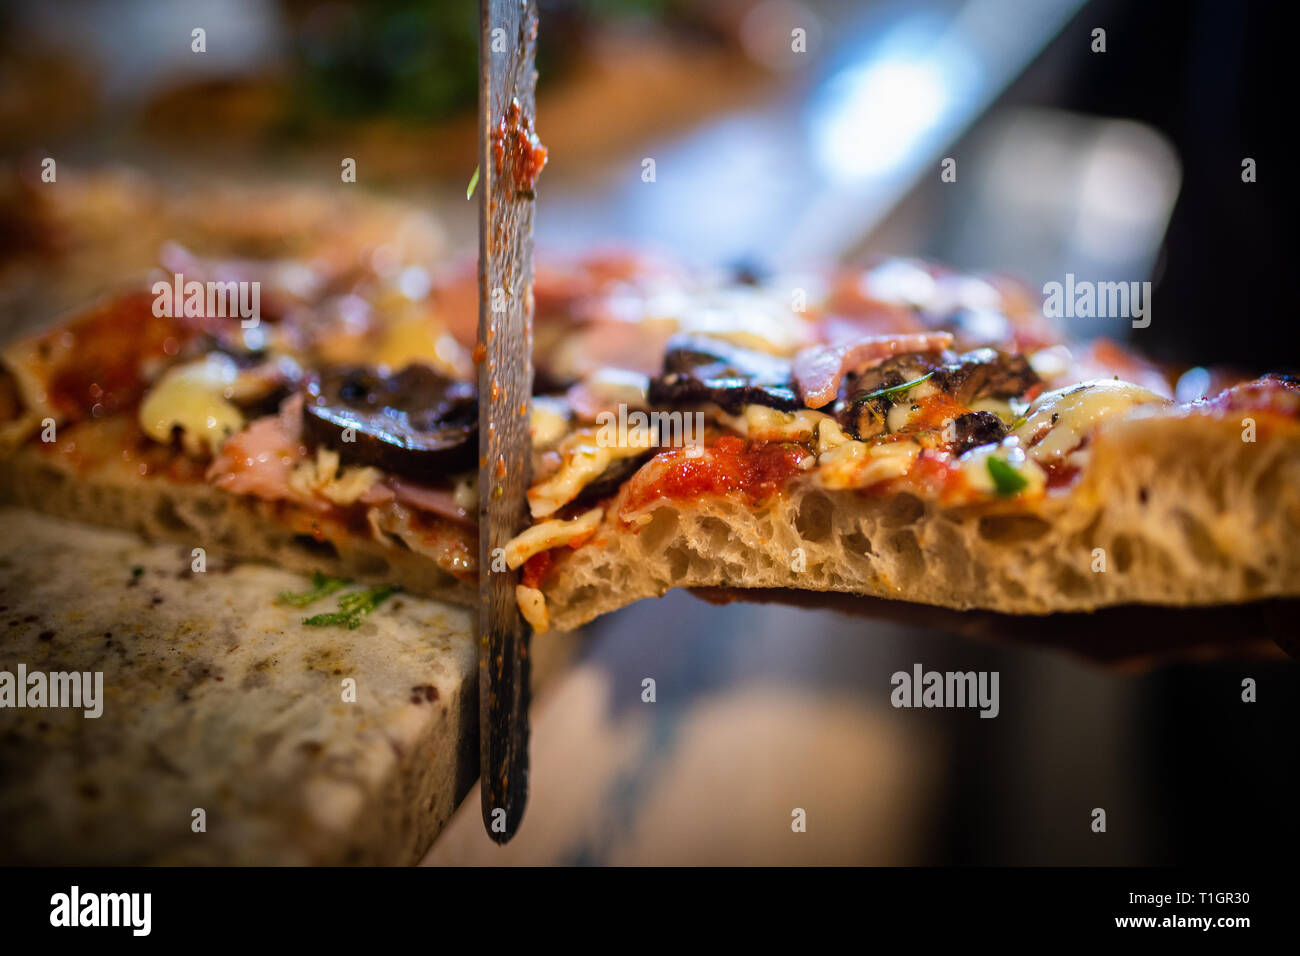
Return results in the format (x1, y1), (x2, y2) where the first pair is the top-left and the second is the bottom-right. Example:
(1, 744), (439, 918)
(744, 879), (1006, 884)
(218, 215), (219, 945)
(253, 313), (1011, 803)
(288, 0), (686, 126)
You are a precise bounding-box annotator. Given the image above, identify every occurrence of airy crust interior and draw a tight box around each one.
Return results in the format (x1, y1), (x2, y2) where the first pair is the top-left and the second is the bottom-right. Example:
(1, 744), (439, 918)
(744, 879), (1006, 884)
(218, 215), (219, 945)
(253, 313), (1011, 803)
(0, 452), (474, 607)
(540, 412), (1300, 631)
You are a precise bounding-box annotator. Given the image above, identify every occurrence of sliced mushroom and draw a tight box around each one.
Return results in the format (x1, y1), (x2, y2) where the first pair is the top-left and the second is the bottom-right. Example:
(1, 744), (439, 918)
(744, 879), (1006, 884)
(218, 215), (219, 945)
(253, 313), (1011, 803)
(301, 364), (477, 481)
(225, 354), (304, 417)
(931, 348), (1039, 406)
(948, 410), (1009, 455)
(836, 353), (938, 440)
(570, 452), (653, 509)
(648, 334), (799, 414)
(835, 349), (1039, 441)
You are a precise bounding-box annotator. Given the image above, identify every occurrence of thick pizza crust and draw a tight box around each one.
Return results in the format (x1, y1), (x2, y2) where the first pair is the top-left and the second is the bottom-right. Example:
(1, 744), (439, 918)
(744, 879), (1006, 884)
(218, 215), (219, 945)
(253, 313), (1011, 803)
(540, 412), (1300, 631)
(0, 452), (474, 607)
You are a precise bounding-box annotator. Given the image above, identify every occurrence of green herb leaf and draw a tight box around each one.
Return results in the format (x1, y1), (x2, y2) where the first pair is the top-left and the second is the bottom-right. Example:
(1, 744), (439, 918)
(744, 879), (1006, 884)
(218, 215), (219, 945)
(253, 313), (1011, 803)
(303, 585), (399, 630)
(278, 571), (351, 608)
(850, 372), (935, 408)
(466, 165), (480, 200)
(987, 457), (1028, 497)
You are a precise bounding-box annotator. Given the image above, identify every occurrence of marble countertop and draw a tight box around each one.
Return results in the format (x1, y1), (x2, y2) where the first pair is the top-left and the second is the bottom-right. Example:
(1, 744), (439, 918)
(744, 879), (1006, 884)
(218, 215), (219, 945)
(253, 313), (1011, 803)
(0, 508), (515, 864)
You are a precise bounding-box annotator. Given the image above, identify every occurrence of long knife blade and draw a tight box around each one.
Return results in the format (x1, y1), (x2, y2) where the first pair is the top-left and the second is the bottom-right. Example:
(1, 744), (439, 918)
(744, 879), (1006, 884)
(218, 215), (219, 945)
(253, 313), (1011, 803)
(477, 0), (542, 843)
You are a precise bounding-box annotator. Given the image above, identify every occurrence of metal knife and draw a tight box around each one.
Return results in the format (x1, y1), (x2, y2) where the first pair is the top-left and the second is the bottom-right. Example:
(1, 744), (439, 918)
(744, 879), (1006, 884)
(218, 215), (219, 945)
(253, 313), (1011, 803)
(477, 0), (542, 844)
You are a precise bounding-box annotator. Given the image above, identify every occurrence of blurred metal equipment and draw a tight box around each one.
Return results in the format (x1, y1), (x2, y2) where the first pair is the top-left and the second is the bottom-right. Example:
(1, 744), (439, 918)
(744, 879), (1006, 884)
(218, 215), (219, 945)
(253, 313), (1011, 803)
(788, 0), (1089, 261)
(926, 109), (1180, 340)
(539, 0), (1089, 266)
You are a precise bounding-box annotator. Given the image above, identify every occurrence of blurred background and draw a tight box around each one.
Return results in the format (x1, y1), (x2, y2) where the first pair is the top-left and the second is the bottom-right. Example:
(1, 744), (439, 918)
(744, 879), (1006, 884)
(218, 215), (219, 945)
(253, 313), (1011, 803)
(1, 0), (1296, 863)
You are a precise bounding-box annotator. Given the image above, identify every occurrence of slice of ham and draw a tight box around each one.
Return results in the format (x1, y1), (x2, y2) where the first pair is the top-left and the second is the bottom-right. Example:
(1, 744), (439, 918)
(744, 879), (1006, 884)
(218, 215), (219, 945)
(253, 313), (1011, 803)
(794, 333), (954, 409)
(387, 477), (474, 526)
(358, 482), (396, 506)
(206, 394), (321, 508)
(1198, 374), (1300, 417)
(208, 393), (473, 524)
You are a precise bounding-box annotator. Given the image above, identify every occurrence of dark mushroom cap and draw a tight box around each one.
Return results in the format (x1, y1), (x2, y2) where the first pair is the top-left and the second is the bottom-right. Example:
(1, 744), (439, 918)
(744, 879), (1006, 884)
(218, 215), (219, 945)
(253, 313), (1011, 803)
(836, 348), (1037, 440)
(301, 364), (477, 481)
(648, 334), (800, 414)
(949, 410), (1010, 455)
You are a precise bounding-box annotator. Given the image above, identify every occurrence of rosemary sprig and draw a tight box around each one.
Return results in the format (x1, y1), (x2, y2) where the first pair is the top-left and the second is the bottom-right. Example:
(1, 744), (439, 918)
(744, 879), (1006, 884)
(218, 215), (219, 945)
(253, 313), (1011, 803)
(850, 372), (935, 407)
(278, 571), (350, 608)
(303, 585), (399, 630)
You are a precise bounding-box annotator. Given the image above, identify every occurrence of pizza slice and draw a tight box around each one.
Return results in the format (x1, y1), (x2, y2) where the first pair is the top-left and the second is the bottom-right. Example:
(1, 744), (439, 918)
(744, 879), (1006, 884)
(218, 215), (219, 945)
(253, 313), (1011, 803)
(2, 177), (1296, 637)
(500, 258), (1300, 633)
(0, 265), (480, 607)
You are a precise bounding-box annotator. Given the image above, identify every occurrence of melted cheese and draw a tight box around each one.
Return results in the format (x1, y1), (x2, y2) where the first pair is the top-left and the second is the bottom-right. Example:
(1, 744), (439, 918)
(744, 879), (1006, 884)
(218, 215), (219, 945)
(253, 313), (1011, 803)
(288, 447), (383, 505)
(138, 354), (244, 456)
(530, 396), (570, 449)
(873, 380), (941, 434)
(815, 436), (920, 490)
(742, 405), (831, 442)
(528, 426), (650, 518)
(885, 400), (919, 434)
(371, 312), (468, 379)
(516, 584), (550, 633)
(504, 507), (603, 568)
(957, 439), (1046, 497)
(816, 418), (852, 453)
(1012, 379), (1168, 464)
(1028, 345), (1074, 382)
(452, 472), (478, 512)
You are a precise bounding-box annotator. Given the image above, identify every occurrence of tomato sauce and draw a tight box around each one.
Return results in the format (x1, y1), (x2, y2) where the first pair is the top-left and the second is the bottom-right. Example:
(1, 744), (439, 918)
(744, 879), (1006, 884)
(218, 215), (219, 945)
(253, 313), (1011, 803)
(1040, 459), (1081, 490)
(893, 451), (964, 501)
(898, 393), (967, 434)
(621, 436), (806, 513)
(36, 415), (207, 482)
(521, 550), (553, 589)
(43, 291), (196, 423)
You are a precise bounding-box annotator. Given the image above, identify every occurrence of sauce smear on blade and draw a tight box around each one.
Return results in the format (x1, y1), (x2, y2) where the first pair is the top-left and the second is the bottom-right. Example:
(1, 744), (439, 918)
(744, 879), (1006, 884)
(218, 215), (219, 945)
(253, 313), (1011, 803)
(492, 98), (548, 197)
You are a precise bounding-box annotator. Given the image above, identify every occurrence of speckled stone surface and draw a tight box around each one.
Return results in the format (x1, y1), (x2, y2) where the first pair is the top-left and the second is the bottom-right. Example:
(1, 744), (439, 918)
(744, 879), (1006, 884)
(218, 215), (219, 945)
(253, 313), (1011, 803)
(0, 507), (482, 864)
